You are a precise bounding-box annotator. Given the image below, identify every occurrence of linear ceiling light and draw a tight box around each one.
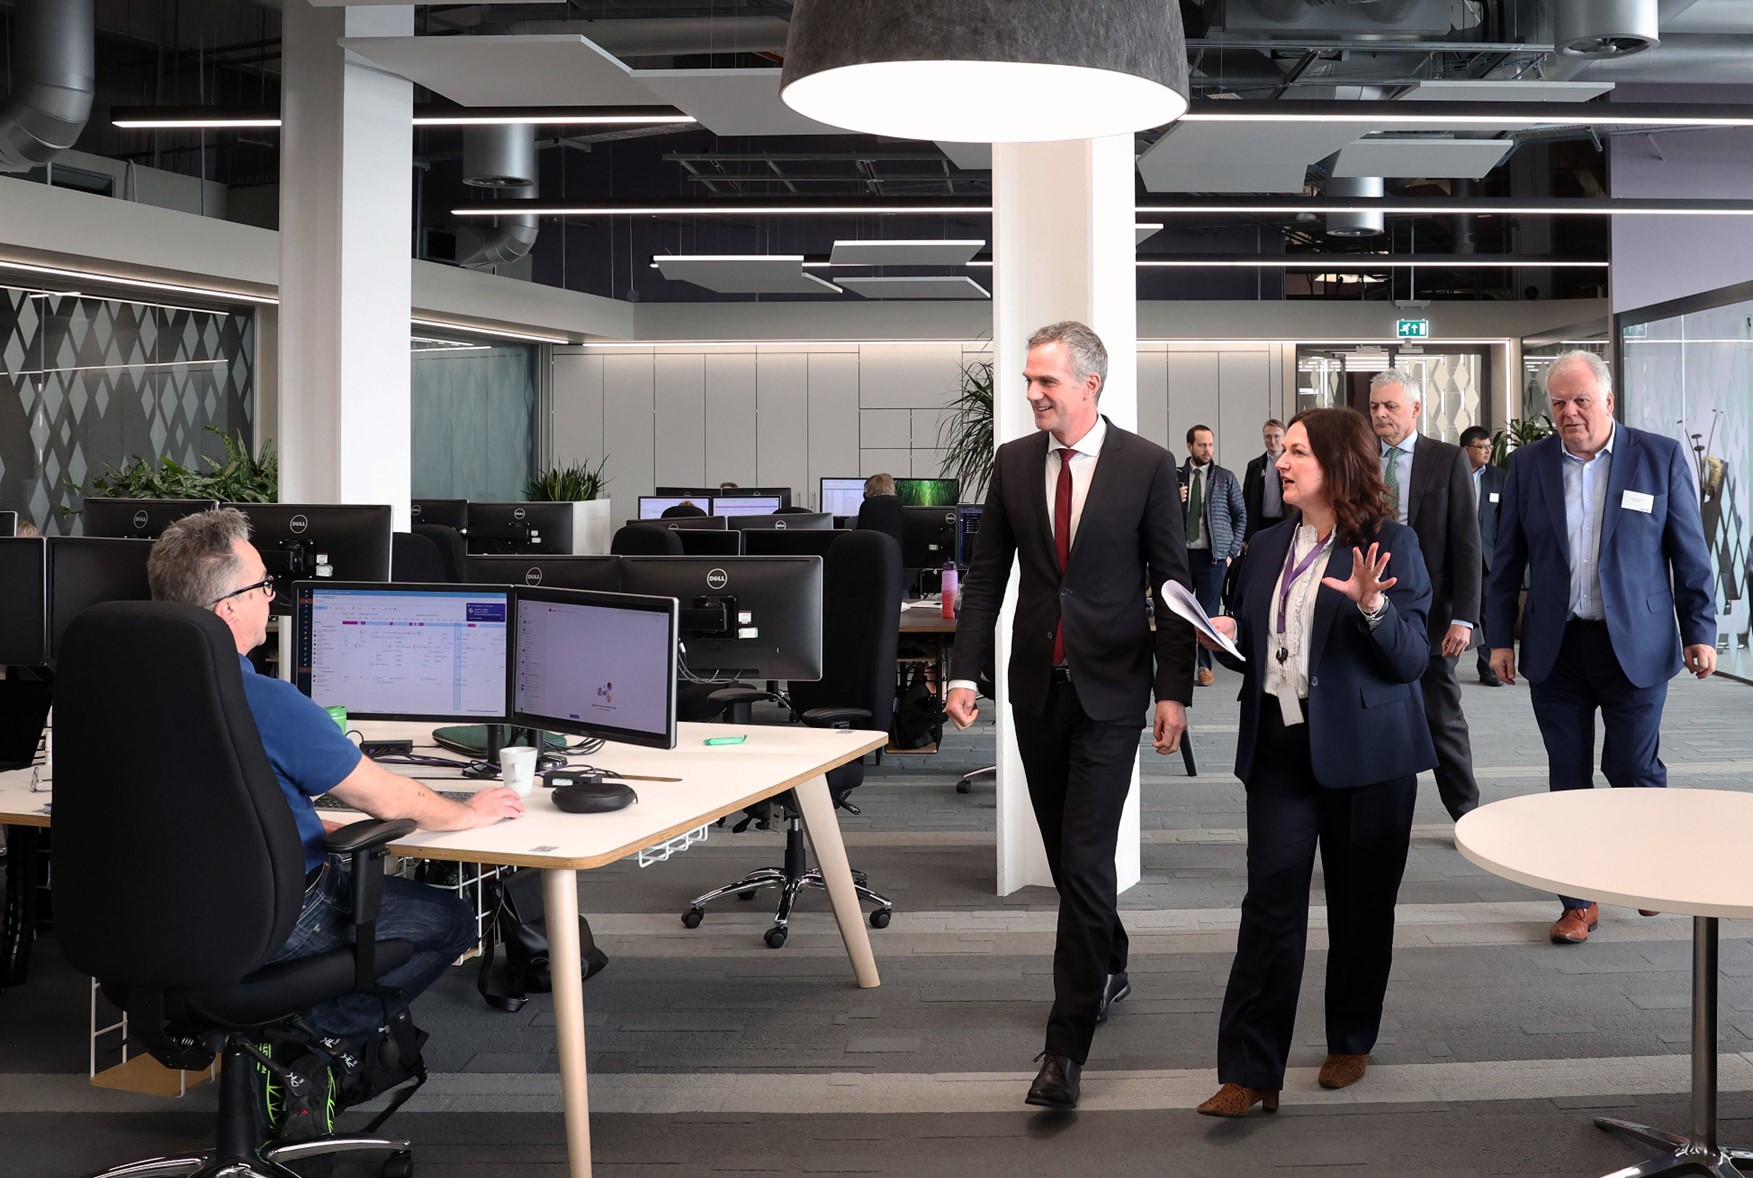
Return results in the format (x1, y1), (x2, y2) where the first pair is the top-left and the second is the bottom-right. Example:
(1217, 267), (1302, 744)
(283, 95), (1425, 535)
(410, 317), (570, 345)
(780, 0), (1188, 142)
(113, 105), (695, 130)
(0, 260), (277, 305)
(455, 201), (993, 217)
(1179, 100), (1753, 128)
(111, 106), (280, 129)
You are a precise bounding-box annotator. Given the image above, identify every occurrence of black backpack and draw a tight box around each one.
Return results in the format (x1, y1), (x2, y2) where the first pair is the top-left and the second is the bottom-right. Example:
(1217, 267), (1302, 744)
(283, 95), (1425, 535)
(891, 667), (944, 750)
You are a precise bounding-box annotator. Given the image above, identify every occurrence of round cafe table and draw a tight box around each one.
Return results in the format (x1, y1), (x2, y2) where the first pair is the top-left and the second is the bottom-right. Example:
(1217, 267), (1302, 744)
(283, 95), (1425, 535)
(1455, 788), (1753, 1178)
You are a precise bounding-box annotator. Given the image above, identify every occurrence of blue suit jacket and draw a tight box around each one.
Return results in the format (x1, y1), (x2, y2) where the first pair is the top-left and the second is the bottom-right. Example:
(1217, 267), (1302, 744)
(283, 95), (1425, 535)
(1219, 517), (1437, 790)
(1483, 426), (1715, 688)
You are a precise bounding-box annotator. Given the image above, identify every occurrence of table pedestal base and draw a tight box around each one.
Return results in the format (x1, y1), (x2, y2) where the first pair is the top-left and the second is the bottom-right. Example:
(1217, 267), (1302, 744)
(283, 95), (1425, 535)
(1593, 1116), (1753, 1177)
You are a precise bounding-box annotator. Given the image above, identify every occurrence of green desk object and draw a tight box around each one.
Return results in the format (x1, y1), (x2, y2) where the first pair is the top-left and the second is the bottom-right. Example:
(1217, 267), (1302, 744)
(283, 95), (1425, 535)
(431, 725), (566, 757)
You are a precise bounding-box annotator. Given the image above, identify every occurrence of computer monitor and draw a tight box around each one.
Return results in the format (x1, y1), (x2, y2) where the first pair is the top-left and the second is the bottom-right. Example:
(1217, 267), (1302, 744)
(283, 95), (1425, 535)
(82, 497), (219, 539)
(742, 529), (849, 559)
(638, 495), (710, 520)
(236, 505), (394, 611)
(628, 514), (729, 531)
(293, 582), (510, 723)
(618, 556), (823, 681)
(465, 502), (575, 556)
(710, 495), (783, 517)
(508, 586), (678, 751)
(675, 529), (742, 557)
(901, 505), (959, 568)
(726, 512), (832, 531)
(411, 499), (469, 532)
(467, 555), (622, 592)
(653, 486), (717, 498)
(0, 510), (16, 538)
(47, 537), (155, 661)
(956, 504), (984, 567)
(896, 477), (960, 507)
(0, 538), (49, 666)
(819, 477), (866, 517)
(737, 486), (794, 508)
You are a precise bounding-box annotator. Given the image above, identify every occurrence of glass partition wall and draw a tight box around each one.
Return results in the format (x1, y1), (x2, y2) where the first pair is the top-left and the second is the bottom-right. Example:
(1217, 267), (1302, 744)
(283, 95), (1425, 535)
(1295, 344), (1487, 443)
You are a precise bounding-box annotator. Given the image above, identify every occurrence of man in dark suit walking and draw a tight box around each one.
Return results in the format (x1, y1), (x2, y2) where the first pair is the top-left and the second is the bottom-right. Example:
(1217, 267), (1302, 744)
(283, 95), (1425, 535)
(1241, 418), (1288, 547)
(1486, 350), (1716, 945)
(1370, 371), (1482, 821)
(1182, 425), (1246, 686)
(945, 320), (1195, 1110)
(1460, 426), (1508, 686)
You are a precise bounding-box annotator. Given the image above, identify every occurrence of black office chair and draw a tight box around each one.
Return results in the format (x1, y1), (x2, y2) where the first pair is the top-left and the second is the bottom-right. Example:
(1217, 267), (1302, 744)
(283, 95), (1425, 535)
(413, 523), (469, 582)
(773, 505), (813, 515)
(854, 493), (905, 553)
(611, 524), (684, 556)
(53, 602), (419, 1178)
(660, 502), (707, 519)
(681, 530), (900, 948)
(391, 531), (447, 582)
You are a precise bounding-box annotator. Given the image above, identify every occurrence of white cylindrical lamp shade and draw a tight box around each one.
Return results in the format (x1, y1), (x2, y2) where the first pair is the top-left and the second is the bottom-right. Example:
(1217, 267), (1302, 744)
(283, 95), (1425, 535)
(779, 0), (1190, 143)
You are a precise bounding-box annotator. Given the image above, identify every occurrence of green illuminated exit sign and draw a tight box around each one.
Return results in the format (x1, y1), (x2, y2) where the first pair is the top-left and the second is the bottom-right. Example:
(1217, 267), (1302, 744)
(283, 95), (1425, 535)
(1396, 318), (1430, 340)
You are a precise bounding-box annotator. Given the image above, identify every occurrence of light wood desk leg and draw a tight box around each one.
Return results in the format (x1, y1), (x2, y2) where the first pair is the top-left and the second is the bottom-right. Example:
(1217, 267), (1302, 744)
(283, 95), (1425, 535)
(542, 868), (593, 1178)
(793, 773), (881, 989)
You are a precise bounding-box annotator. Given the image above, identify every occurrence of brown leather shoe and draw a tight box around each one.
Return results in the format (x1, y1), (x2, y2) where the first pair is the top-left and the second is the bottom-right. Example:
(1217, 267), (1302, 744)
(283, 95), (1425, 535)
(1196, 1083), (1279, 1117)
(1196, 667), (1215, 687)
(1318, 1053), (1369, 1090)
(1638, 910), (1660, 917)
(1549, 904), (1599, 944)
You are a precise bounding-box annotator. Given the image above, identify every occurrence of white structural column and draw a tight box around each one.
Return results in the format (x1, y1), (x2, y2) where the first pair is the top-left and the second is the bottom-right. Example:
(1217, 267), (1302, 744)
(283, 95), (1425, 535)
(989, 136), (1143, 896)
(277, 4), (414, 525)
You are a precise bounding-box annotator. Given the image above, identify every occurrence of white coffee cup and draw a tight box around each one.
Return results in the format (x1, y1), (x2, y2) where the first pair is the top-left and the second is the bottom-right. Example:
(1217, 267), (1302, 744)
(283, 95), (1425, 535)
(499, 746), (539, 798)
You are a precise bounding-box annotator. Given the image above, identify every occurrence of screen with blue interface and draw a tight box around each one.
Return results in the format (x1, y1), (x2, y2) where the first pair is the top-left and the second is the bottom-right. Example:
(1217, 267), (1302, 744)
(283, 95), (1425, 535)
(295, 583), (509, 722)
(510, 587), (677, 750)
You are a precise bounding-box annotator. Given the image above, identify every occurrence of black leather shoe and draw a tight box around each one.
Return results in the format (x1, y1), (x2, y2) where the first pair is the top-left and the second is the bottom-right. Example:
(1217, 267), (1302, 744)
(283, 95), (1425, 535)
(1095, 972), (1132, 1027)
(1025, 1051), (1081, 1109)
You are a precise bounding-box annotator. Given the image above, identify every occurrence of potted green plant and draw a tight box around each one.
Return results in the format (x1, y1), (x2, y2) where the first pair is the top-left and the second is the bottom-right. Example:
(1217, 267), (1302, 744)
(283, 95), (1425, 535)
(1490, 415), (1554, 467)
(74, 426), (278, 511)
(937, 358), (994, 501)
(524, 456), (612, 553)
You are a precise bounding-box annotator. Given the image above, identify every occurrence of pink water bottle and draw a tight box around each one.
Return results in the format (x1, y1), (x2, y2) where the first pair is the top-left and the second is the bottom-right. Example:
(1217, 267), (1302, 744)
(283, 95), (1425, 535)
(941, 560), (959, 618)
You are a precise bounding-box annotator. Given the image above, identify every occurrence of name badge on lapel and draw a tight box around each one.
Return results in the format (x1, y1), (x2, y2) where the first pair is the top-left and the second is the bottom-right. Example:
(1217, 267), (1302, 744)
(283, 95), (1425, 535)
(1622, 490), (1654, 514)
(1488, 492), (1500, 503)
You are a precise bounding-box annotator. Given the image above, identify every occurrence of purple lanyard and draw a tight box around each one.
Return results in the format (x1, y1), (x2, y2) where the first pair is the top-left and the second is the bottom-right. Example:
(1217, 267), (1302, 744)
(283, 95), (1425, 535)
(1275, 534), (1332, 637)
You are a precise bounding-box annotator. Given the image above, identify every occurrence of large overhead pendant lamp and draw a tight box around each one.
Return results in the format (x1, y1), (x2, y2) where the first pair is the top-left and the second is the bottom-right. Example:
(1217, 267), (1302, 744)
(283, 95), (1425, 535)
(779, 0), (1190, 143)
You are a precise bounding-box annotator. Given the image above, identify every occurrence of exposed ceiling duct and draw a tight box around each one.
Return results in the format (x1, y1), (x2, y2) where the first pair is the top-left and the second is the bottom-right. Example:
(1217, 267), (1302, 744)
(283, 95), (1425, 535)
(0, 0), (96, 173)
(1553, 0), (1660, 57)
(1325, 175), (1385, 237)
(457, 124), (539, 271)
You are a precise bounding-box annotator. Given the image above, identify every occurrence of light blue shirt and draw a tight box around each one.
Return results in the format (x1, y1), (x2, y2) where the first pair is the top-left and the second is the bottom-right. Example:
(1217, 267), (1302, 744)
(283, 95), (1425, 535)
(1562, 423), (1616, 620)
(1380, 433), (1416, 526)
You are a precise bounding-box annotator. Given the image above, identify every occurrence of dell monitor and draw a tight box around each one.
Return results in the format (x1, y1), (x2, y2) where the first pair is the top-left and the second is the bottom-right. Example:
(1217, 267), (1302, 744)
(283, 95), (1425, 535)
(411, 499), (469, 532)
(467, 555), (622, 592)
(710, 495), (783, 517)
(628, 514), (729, 532)
(0, 510), (16, 538)
(0, 538), (49, 666)
(819, 477), (866, 518)
(896, 477), (959, 507)
(675, 529), (742, 557)
(509, 586), (678, 750)
(47, 537), (155, 661)
(82, 497), (218, 539)
(740, 529), (849, 559)
(653, 486), (717, 498)
(726, 512), (832, 531)
(236, 504), (394, 610)
(901, 505), (959, 569)
(618, 555), (823, 681)
(956, 504), (984, 568)
(294, 582), (510, 722)
(638, 495), (709, 520)
(465, 502), (576, 556)
(736, 486), (794, 509)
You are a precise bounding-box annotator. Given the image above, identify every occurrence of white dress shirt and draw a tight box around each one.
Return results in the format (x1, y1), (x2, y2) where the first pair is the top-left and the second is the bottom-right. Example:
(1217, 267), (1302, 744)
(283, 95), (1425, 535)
(1185, 460), (1211, 550)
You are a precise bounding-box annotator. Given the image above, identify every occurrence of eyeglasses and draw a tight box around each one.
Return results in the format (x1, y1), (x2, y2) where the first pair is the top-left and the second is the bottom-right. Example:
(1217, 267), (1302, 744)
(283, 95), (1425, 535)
(209, 577), (275, 607)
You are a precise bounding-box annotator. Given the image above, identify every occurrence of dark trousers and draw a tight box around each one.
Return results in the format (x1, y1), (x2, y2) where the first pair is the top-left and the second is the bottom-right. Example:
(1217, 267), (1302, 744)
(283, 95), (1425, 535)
(1188, 548), (1226, 671)
(1216, 710), (1416, 1090)
(1012, 678), (1141, 1066)
(1529, 618), (1669, 909)
(1419, 653), (1479, 820)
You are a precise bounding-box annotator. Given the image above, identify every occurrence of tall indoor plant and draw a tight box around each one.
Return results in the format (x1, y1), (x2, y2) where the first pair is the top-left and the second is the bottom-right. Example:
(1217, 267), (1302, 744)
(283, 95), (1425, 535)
(937, 359), (994, 501)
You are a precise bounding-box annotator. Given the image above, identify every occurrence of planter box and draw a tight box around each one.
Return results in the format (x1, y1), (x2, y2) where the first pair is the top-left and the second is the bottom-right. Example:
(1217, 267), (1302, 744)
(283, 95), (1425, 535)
(568, 499), (612, 555)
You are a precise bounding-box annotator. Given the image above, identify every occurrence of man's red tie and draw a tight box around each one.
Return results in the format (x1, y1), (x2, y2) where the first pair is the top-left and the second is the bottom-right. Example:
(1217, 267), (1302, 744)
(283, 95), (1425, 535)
(1053, 449), (1077, 665)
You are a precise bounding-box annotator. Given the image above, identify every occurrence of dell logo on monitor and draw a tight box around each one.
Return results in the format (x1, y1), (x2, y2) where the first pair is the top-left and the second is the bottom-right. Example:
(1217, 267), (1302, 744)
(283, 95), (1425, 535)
(775, 519), (788, 529)
(291, 514), (309, 534)
(706, 568), (729, 590)
(132, 509), (148, 530)
(514, 507), (527, 520)
(524, 567), (543, 586)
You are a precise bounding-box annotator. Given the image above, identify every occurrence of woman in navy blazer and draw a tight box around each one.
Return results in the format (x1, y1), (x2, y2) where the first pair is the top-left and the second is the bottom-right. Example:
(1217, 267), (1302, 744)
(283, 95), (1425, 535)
(1196, 408), (1438, 1118)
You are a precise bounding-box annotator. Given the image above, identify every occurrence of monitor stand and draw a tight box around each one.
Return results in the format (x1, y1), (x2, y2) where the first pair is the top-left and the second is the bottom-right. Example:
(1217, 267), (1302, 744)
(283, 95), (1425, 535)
(484, 723), (543, 767)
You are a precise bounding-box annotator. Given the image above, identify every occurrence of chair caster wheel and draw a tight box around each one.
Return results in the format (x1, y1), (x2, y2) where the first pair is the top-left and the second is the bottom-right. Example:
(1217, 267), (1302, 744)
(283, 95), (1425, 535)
(383, 1151), (414, 1178)
(956, 780), (970, 794)
(681, 908), (703, 929)
(737, 890), (756, 901)
(869, 908), (891, 929)
(763, 926), (788, 949)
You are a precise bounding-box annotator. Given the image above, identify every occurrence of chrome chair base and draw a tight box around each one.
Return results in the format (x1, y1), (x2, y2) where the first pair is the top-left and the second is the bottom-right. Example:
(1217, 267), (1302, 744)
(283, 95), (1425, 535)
(88, 1135), (412, 1178)
(1594, 1117), (1753, 1178)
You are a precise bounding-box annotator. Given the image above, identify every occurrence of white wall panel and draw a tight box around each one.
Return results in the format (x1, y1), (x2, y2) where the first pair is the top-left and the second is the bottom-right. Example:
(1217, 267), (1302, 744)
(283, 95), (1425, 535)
(807, 353), (860, 510)
(550, 351), (604, 467)
(1218, 349), (1273, 471)
(703, 352), (758, 488)
(1164, 352), (1221, 464)
(859, 408), (912, 449)
(1136, 351), (1169, 451)
(910, 407), (950, 449)
(911, 447), (949, 479)
(756, 353), (809, 498)
(653, 352), (706, 486)
(860, 448), (911, 480)
(602, 353), (655, 506)
(857, 342), (964, 408)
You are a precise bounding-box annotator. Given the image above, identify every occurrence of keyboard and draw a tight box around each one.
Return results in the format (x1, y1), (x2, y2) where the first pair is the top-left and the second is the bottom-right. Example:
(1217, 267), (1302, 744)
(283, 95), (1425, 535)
(315, 789), (476, 811)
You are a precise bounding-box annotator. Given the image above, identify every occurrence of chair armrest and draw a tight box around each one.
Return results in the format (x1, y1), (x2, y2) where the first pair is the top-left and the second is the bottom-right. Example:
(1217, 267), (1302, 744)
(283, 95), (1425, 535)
(709, 687), (774, 707)
(322, 818), (417, 991)
(800, 706), (871, 729)
(322, 817), (416, 856)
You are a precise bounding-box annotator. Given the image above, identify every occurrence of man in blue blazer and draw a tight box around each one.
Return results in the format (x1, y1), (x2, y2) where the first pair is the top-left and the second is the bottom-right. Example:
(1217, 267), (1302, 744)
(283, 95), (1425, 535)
(1461, 426), (1508, 686)
(1485, 350), (1717, 945)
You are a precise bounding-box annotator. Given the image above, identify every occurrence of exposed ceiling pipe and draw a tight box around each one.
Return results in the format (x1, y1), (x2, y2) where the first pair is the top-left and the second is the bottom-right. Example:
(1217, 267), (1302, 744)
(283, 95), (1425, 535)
(0, 0), (96, 173)
(457, 124), (539, 272)
(1561, 34), (1753, 81)
(1326, 175), (1385, 237)
(1664, 0), (1753, 34)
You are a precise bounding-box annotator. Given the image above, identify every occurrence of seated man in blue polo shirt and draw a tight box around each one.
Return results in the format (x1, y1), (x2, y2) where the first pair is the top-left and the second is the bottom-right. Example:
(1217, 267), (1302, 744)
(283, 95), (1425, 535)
(147, 508), (525, 1043)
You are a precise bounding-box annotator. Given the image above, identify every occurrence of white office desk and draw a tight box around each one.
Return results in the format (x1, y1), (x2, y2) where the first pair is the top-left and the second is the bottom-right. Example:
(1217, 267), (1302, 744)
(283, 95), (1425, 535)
(1, 720), (886, 1178)
(1457, 789), (1753, 1178)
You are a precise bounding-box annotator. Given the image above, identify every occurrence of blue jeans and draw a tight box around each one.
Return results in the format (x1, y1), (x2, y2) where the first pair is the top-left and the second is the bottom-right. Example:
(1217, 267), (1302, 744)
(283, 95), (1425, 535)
(269, 858), (476, 1043)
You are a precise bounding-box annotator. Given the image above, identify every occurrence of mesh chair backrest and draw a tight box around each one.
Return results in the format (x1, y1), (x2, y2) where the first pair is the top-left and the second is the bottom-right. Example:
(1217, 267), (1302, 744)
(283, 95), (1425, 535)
(612, 524), (684, 555)
(412, 523), (469, 581)
(392, 531), (447, 582)
(790, 530), (902, 719)
(53, 602), (306, 989)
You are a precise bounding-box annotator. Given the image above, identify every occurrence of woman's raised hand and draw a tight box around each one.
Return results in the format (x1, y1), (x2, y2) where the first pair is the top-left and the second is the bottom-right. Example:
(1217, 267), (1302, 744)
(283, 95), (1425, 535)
(1320, 542), (1396, 613)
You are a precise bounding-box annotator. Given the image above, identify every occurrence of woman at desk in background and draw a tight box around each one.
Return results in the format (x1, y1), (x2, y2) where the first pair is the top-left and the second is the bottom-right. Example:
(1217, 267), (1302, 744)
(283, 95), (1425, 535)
(1194, 407), (1436, 1118)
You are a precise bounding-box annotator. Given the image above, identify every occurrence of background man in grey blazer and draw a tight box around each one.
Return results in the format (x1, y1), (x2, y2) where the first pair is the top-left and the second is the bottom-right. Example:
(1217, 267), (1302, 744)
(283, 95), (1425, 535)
(945, 320), (1195, 1111)
(1182, 424), (1246, 686)
(1461, 425), (1508, 686)
(1370, 372), (1482, 820)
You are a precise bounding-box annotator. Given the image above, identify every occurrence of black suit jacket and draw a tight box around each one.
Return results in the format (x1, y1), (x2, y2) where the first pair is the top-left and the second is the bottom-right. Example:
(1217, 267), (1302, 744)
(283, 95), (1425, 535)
(1474, 462), (1507, 571)
(1398, 434), (1482, 646)
(1242, 452), (1286, 541)
(952, 417), (1196, 721)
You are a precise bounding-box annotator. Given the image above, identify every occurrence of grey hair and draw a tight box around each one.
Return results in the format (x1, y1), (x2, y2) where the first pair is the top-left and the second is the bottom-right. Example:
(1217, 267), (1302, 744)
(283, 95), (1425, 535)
(148, 507), (253, 607)
(1368, 369), (1421, 401)
(1028, 320), (1109, 395)
(1543, 348), (1614, 397)
(864, 472), (895, 497)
